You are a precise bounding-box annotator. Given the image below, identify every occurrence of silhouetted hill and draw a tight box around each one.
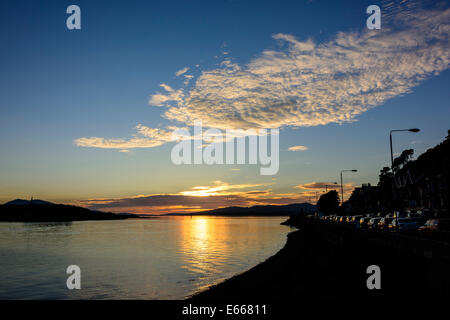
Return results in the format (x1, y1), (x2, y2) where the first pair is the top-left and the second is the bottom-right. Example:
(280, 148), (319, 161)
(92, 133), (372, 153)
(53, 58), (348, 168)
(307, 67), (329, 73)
(166, 203), (316, 216)
(4, 199), (53, 206)
(116, 212), (140, 218)
(0, 200), (127, 222)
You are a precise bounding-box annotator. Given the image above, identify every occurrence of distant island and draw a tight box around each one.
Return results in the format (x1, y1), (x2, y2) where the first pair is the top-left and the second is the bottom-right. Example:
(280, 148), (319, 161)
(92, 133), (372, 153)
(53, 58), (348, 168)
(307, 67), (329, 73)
(164, 203), (316, 217)
(0, 199), (317, 221)
(0, 199), (138, 222)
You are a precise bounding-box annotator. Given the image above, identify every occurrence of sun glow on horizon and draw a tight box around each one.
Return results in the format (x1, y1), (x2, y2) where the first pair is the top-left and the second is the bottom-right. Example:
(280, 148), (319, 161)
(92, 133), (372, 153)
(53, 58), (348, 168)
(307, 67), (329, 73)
(179, 181), (264, 197)
(70, 180), (357, 215)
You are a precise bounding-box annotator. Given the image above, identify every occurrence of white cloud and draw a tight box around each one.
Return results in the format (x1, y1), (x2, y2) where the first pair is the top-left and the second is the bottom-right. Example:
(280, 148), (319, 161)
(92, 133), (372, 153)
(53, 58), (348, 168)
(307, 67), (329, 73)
(148, 86), (184, 107)
(175, 67), (190, 77)
(152, 1), (450, 131)
(74, 125), (174, 151)
(77, 0), (450, 150)
(288, 145), (308, 151)
(159, 83), (174, 92)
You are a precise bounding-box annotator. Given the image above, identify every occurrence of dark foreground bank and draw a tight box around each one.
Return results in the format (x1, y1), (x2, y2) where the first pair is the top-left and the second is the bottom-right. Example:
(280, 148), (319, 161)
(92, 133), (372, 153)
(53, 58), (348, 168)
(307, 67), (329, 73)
(190, 217), (450, 302)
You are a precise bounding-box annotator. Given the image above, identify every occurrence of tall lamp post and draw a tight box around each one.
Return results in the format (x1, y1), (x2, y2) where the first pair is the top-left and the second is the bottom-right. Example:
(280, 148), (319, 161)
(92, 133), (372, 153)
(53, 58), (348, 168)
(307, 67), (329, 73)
(389, 128), (420, 218)
(340, 170), (357, 205)
(389, 128), (420, 168)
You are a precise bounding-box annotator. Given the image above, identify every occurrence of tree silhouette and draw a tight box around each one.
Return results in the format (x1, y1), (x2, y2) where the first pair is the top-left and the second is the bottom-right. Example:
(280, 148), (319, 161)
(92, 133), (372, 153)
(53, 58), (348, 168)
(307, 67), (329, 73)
(317, 190), (340, 215)
(377, 166), (394, 210)
(392, 149), (414, 172)
(378, 166), (393, 186)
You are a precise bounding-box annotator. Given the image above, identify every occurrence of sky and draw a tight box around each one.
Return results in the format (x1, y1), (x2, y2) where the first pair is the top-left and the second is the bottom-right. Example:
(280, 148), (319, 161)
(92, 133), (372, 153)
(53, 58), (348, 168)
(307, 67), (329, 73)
(0, 0), (449, 214)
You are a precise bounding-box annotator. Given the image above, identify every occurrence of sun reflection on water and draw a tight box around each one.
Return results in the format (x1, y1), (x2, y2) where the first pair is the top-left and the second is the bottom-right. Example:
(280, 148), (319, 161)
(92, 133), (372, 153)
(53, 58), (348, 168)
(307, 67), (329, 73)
(0, 217), (288, 299)
(178, 217), (231, 276)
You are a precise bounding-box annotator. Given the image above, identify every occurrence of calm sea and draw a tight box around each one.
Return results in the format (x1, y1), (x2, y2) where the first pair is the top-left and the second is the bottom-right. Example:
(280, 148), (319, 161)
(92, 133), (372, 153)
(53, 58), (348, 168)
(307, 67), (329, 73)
(0, 216), (289, 299)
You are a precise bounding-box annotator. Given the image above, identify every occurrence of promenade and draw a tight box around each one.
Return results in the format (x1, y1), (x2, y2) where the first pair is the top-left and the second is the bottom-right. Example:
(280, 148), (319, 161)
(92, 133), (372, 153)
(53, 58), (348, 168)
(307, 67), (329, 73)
(191, 217), (450, 302)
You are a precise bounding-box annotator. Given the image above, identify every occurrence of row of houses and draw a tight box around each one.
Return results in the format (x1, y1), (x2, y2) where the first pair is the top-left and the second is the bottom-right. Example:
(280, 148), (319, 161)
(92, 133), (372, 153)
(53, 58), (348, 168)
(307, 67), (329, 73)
(346, 132), (449, 214)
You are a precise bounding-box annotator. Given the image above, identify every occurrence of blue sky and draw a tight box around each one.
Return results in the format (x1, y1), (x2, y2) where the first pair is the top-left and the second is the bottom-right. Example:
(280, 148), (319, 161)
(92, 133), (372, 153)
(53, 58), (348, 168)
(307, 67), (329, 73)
(1, 0), (449, 213)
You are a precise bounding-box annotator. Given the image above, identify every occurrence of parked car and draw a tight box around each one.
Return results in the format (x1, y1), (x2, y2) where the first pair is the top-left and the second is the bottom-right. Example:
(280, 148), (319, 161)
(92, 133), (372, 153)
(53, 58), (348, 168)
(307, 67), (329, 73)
(359, 217), (371, 228)
(408, 213), (421, 219)
(408, 212), (427, 226)
(378, 217), (394, 230)
(368, 217), (382, 230)
(389, 218), (419, 232)
(419, 219), (450, 232)
(393, 211), (408, 219)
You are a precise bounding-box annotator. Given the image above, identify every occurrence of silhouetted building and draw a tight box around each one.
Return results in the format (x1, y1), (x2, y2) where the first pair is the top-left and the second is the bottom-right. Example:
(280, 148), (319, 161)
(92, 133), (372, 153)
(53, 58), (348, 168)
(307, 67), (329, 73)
(347, 183), (380, 213)
(393, 135), (449, 213)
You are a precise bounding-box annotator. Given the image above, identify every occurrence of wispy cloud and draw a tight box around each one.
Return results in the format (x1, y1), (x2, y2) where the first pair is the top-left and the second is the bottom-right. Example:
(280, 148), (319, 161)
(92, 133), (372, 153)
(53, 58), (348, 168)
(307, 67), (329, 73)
(148, 83), (184, 107)
(159, 83), (174, 92)
(179, 180), (265, 197)
(288, 145), (308, 151)
(175, 67), (190, 77)
(295, 181), (355, 199)
(74, 123), (273, 152)
(74, 180), (316, 214)
(73, 124), (174, 151)
(158, 2), (449, 130)
(76, 0), (450, 150)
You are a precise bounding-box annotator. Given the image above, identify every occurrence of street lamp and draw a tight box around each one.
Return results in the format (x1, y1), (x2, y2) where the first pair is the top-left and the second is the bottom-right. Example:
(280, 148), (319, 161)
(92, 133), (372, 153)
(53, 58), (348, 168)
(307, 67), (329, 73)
(389, 128), (420, 168)
(340, 170), (357, 204)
